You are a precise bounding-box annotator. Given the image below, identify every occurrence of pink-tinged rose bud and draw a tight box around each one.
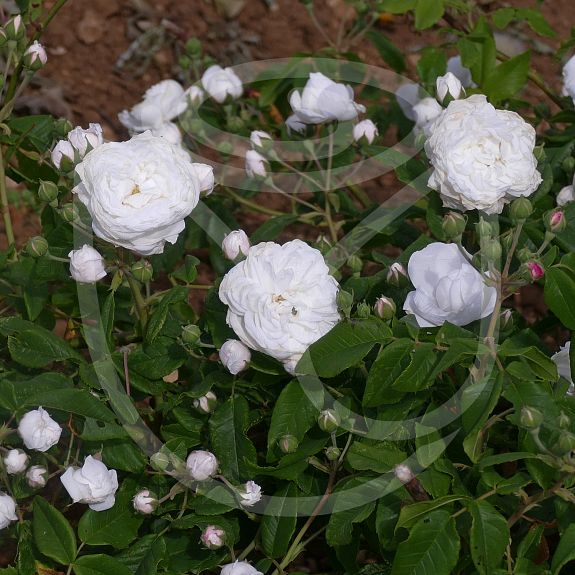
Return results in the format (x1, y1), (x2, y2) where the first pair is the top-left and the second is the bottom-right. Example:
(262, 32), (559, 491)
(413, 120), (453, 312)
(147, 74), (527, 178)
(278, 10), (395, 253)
(548, 210), (566, 233)
(5, 15), (24, 41)
(23, 41), (47, 70)
(185, 450), (218, 481)
(26, 465), (48, 488)
(245, 150), (268, 179)
(132, 489), (158, 514)
(386, 262), (408, 287)
(193, 391), (217, 414)
(201, 525), (226, 549)
(222, 230), (250, 261)
(527, 261), (545, 281)
(51, 140), (75, 171)
(394, 464), (413, 484)
(374, 296), (396, 320)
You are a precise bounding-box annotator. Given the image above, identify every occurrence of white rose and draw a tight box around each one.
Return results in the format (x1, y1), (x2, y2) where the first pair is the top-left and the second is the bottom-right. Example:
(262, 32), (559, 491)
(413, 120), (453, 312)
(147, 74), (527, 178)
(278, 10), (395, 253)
(395, 83), (421, 121)
(118, 80), (186, 133)
(68, 245), (107, 283)
(552, 342), (573, 394)
(353, 119), (378, 144)
(60, 455), (118, 511)
(186, 450), (218, 481)
(238, 480), (262, 507)
(192, 162), (215, 196)
(201, 65), (243, 103)
(219, 239), (341, 371)
(563, 54), (575, 103)
(245, 150), (268, 178)
(219, 339), (251, 375)
(74, 132), (210, 255)
(193, 391), (217, 414)
(222, 230), (251, 261)
(51, 139), (75, 169)
(4, 449), (28, 474)
(436, 72), (463, 103)
(18, 407), (62, 452)
(447, 55), (475, 88)
(558, 185), (575, 207)
(185, 85), (205, 106)
(132, 489), (158, 514)
(289, 72), (365, 124)
(425, 94), (542, 214)
(26, 465), (48, 488)
(250, 130), (272, 148)
(221, 562), (263, 575)
(0, 493), (17, 530)
(412, 97), (443, 137)
(67, 123), (104, 157)
(150, 122), (182, 145)
(403, 242), (497, 327)
(285, 114), (307, 134)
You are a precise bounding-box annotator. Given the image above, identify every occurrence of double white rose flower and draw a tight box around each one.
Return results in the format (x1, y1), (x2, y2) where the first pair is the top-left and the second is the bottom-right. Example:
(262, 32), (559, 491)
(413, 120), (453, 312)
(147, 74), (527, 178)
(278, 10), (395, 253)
(289, 72), (365, 124)
(69, 245), (107, 283)
(61, 455), (118, 511)
(74, 132), (213, 255)
(4, 449), (28, 475)
(403, 243), (497, 327)
(18, 407), (62, 452)
(201, 65), (243, 103)
(219, 239), (341, 373)
(563, 54), (575, 104)
(425, 94), (541, 214)
(0, 493), (17, 530)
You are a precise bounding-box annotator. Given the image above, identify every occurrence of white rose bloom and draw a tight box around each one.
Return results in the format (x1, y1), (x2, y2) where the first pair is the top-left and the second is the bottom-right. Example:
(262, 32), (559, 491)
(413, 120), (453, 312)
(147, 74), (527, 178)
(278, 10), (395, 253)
(353, 119), (378, 144)
(245, 150), (268, 179)
(18, 407), (62, 452)
(4, 449), (28, 475)
(0, 493), (17, 530)
(74, 132), (210, 255)
(150, 122), (182, 145)
(186, 450), (218, 481)
(185, 85), (205, 106)
(26, 465), (48, 489)
(219, 339), (251, 375)
(250, 130), (272, 148)
(219, 239), (340, 371)
(118, 80), (187, 133)
(67, 123), (104, 157)
(285, 114), (307, 134)
(436, 72), (463, 103)
(51, 139), (75, 169)
(447, 56), (475, 88)
(558, 185), (575, 207)
(425, 94), (542, 214)
(289, 72), (366, 124)
(68, 245), (107, 283)
(412, 97), (443, 137)
(222, 230), (251, 261)
(60, 455), (118, 511)
(201, 65), (243, 103)
(132, 489), (158, 514)
(552, 342), (573, 394)
(403, 242), (497, 327)
(395, 83), (421, 121)
(238, 480), (262, 507)
(562, 55), (575, 103)
(192, 162), (215, 196)
(221, 562), (263, 575)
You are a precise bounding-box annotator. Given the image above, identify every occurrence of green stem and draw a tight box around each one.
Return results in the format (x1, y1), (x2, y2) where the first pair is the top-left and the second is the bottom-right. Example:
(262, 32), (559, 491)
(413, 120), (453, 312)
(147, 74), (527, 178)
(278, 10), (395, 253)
(0, 146), (15, 254)
(126, 272), (148, 331)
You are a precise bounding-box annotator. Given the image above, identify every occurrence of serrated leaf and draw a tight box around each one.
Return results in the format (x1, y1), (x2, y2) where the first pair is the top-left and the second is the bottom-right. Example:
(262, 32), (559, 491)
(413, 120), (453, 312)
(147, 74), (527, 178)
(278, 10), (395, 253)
(73, 554), (132, 575)
(396, 495), (468, 530)
(346, 441), (406, 473)
(544, 267), (575, 329)
(33, 497), (77, 565)
(146, 286), (188, 344)
(116, 535), (167, 575)
(414, 0), (444, 30)
(261, 483), (299, 558)
(469, 500), (509, 574)
(551, 523), (575, 574)
(8, 328), (82, 367)
(483, 51), (530, 102)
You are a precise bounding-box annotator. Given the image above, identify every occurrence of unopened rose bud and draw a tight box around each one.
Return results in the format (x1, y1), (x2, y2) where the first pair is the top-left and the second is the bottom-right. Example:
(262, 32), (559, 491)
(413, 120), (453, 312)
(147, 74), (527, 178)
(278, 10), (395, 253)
(54, 118), (74, 138)
(353, 119), (378, 144)
(318, 409), (340, 433)
(51, 140), (76, 171)
(325, 446), (341, 461)
(374, 296), (396, 320)
(0, 493), (17, 529)
(26, 236), (49, 257)
(510, 197), (533, 222)
(132, 489), (158, 514)
(5, 15), (24, 41)
(3, 449), (28, 475)
(336, 289), (354, 316)
(356, 302), (371, 319)
(238, 480), (262, 507)
(38, 180), (59, 203)
(0, 29), (7, 48)
(227, 116), (244, 133)
(475, 218), (492, 237)
(520, 406), (544, 430)
(545, 210), (566, 233)
(26, 465), (48, 488)
(386, 262), (408, 287)
(315, 235), (332, 255)
(217, 141), (234, 156)
(558, 185), (575, 207)
(185, 37), (202, 56)
(516, 247), (534, 263)
(526, 261), (545, 281)
(278, 434), (298, 454)
(193, 391), (217, 414)
(245, 150), (268, 179)
(559, 411), (571, 430)
(442, 212), (466, 239)
(480, 238), (502, 262)
(181, 324), (201, 346)
(67, 123), (104, 157)
(150, 451), (170, 472)
(394, 464), (414, 484)
(219, 339), (251, 375)
(558, 432), (575, 454)
(201, 525), (226, 549)
(500, 309), (513, 331)
(130, 260), (153, 283)
(562, 157), (575, 173)
(222, 230), (250, 261)
(250, 130), (272, 150)
(436, 72), (463, 103)
(59, 203), (80, 223)
(23, 41), (47, 71)
(69, 245), (107, 283)
(186, 450), (218, 481)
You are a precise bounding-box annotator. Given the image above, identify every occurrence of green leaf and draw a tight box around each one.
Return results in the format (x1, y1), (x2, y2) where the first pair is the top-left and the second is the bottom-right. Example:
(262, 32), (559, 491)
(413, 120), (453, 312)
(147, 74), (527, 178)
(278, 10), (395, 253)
(8, 328), (83, 367)
(378, 0), (416, 13)
(346, 441), (406, 473)
(469, 500), (510, 574)
(261, 483), (299, 558)
(251, 215), (298, 243)
(116, 535), (167, 575)
(551, 523), (575, 574)
(73, 554), (133, 575)
(391, 510), (460, 575)
(483, 51), (530, 102)
(414, 0), (444, 30)
(209, 396), (257, 481)
(544, 267), (575, 329)
(366, 31), (405, 73)
(33, 497), (77, 565)
(392, 343), (438, 392)
(146, 286), (188, 344)
(396, 495), (468, 530)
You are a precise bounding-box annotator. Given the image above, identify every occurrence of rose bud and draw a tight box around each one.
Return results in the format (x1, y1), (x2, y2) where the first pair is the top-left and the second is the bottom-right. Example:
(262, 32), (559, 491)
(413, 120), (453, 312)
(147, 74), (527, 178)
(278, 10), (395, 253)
(59, 203), (79, 223)
(558, 185), (575, 207)
(545, 210), (566, 234)
(356, 302), (371, 319)
(150, 451), (170, 472)
(318, 409), (340, 433)
(0, 29), (7, 48)
(374, 296), (396, 320)
(5, 15), (24, 40)
(475, 218), (493, 237)
(201, 65), (243, 103)
(436, 72), (463, 103)
(559, 411), (571, 430)
(51, 140), (76, 171)
(250, 130), (272, 150)
(38, 180), (59, 203)
(3, 449), (28, 475)
(238, 480), (262, 507)
(520, 406), (544, 430)
(18, 407), (62, 451)
(325, 446), (341, 461)
(219, 340), (251, 375)
(0, 493), (17, 530)
(394, 464), (414, 484)
(67, 123), (104, 157)
(558, 432), (575, 454)
(220, 561), (263, 575)
(526, 261), (545, 281)
(26, 236), (48, 257)
(201, 525), (226, 549)
(222, 230), (251, 261)
(130, 259), (153, 283)
(68, 245), (107, 283)
(185, 85), (205, 106)
(186, 450), (218, 481)
(193, 391), (217, 414)
(26, 465), (48, 489)
(245, 150), (268, 179)
(509, 197), (533, 222)
(386, 262), (408, 287)
(500, 309), (513, 331)
(353, 119), (378, 144)
(480, 238), (502, 262)
(132, 489), (158, 514)
(23, 41), (47, 71)
(442, 212), (466, 239)
(181, 324), (201, 346)
(346, 254), (363, 275)
(278, 434), (298, 454)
